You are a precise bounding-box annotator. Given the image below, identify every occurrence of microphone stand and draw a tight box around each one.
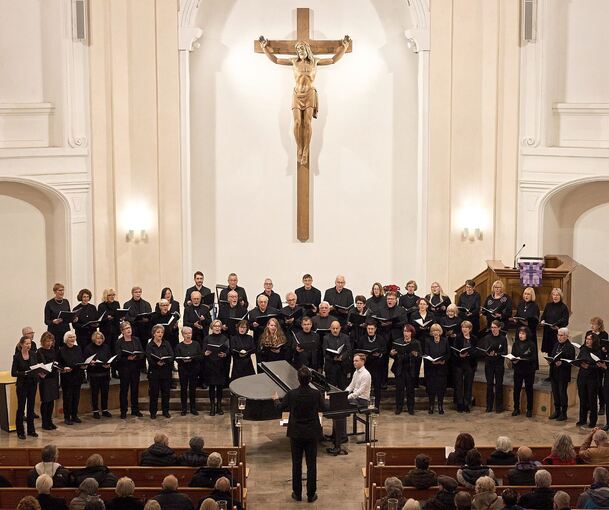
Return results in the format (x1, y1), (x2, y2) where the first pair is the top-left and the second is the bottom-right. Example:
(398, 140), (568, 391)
(513, 244), (526, 270)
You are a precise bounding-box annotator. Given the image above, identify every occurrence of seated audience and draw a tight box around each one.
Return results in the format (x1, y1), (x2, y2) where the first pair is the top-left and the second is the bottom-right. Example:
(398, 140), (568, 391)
(422, 475), (458, 510)
(553, 491), (570, 510)
(486, 437), (518, 466)
(140, 433), (178, 466)
(142, 502), (160, 510)
(28, 445), (73, 488)
(501, 489), (524, 510)
(83, 501), (104, 510)
(376, 477), (407, 510)
(579, 428), (609, 464)
(199, 500), (219, 510)
(517, 470), (555, 510)
(0, 472), (11, 487)
(36, 474), (68, 510)
(542, 433), (577, 465)
(207, 477), (243, 510)
(405, 500), (422, 510)
(457, 449), (496, 488)
(447, 433), (475, 466)
(17, 496), (42, 510)
(471, 477), (502, 510)
(506, 446), (540, 486)
(189, 452), (233, 488)
(455, 492), (472, 510)
(73, 454), (118, 488)
(576, 467), (609, 509)
(178, 436), (209, 467)
(403, 454), (438, 489)
(152, 475), (194, 510)
(106, 477), (145, 510)
(69, 478), (100, 510)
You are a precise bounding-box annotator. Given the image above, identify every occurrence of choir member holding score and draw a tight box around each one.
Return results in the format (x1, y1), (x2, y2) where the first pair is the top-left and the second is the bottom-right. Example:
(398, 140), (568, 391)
(347, 295), (368, 348)
(58, 330), (84, 425)
(156, 287), (180, 315)
(293, 316), (319, 369)
(202, 319), (230, 416)
(84, 331), (113, 419)
(457, 280), (481, 336)
(175, 326), (201, 416)
(511, 287), (540, 369)
(323, 275), (354, 327)
(366, 283), (385, 315)
(390, 324), (420, 415)
(423, 324), (450, 414)
(478, 320), (507, 413)
(295, 273), (321, 314)
(183, 291), (212, 345)
(281, 292), (303, 334)
(249, 294), (280, 343)
(230, 320), (256, 379)
(587, 317), (608, 414)
(482, 280), (512, 331)
(257, 278), (282, 310)
(258, 317), (291, 362)
(576, 332), (601, 428)
(439, 304), (462, 343)
(219, 272), (249, 308)
(353, 319), (386, 409)
(98, 288), (122, 354)
(548, 327), (575, 421)
(398, 280), (420, 322)
(540, 288), (570, 355)
(453, 320), (476, 413)
(509, 326), (537, 417)
(411, 298), (435, 340)
(44, 283), (72, 351)
(37, 332), (60, 430)
(12, 336), (39, 439)
(73, 288), (98, 350)
(183, 271), (211, 307)
(145, 324), (174, 419)
(218, 290), (247, 337)
(151, 298), (180, 350)
(115, 321), (144, 418)
(425, 282), (451, 316)
(322, 321), (351, 390)
(124, 286), (153, 348)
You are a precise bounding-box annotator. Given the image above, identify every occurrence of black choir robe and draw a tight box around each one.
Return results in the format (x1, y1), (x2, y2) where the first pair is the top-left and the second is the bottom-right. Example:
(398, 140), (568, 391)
(257, 290), (282, 310)
(482, 294), (513, 329)
(540, 301), (570, 354)
(398, 293), (420, 321)
(37, 347), (60, 402)
(424, 293), (451, 316)
(217, 302), (248, 336)
(98, 301), (121, 348)
(184, 285), (212, 307)
(230, 333), (256, 379)
(248, 306), (281, 342)
(457, 291), (481, 333)
(281, 304), (303, 334)
(44, 298), (71, 347)
(150, 310), (180, 347)
(124, 297), (153, 346)
(202, 333), (230, 385)
(219, 286), (249, 309)
(293, 330), (320, 369)
(373, 303), (409, 341)
(295, 286), (322, 313)
(323, 287), (354, 326)
(183, 304), (212, 344)
(72, 303), (99, 348)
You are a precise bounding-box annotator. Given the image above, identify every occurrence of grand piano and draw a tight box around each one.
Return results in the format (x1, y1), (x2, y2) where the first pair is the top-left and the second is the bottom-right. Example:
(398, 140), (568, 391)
(229, 361), (369, 447)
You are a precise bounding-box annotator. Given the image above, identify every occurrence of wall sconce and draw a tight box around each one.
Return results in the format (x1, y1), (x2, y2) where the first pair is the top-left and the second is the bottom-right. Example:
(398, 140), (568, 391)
(462, 227), (483, 241)
(126, 229), (148, 243)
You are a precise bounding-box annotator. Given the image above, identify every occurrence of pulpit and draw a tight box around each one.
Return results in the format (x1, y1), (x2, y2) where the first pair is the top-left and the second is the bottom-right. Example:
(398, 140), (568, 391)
(0, 371), (16, 432)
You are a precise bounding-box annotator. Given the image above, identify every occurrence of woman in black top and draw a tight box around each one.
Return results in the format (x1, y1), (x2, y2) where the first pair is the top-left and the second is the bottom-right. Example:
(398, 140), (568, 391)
(540, 288), (569, 354)
(510, 327), (537, 417)
(511, 287), (540, 369)
(425, 282), (451, 316)
(175, 326), (202, 416)
(365, 282), (385, 315)
(73, 288), (98, 350)
(202, 320), (230, 416)
(576, 332), (601, 428)
(390, 324), (421, 415)
(37, 332), (60, 430)
(589, 317), (608, 415)
(58, 331), (84, 425)
(145, 324), (175, 419)
(258, 318), (291, 363)
(424, 324), (450, 414)
(478, 320), (508, 413)
(44, 283), (71, 351)
(399, 280), (420, 322)
(453, 320), (477, 413)
(230, 320), (257, 378)
(84, 331), (113, 419)
(457, 280), (481, 336)
(115, 321), (144, 419)
(98, 288), (121, 355)
(12, 336), (40, 439)
(482, 280), (512, 331)
(155, 287), (181, 315)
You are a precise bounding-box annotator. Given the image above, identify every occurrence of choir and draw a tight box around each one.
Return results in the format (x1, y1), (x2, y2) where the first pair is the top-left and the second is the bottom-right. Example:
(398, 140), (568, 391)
(12, 271), (605, 441)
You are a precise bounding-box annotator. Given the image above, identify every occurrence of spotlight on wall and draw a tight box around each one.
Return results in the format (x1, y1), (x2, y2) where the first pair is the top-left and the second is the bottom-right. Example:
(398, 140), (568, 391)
(122, 202), (153, 244)
(126, 229), (148, 243)
(458, 206), (487, 242)
(462, 228), (483, 242)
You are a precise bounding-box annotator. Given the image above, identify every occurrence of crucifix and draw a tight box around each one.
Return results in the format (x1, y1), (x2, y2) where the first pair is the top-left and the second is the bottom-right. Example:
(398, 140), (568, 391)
(255, 8), (352, 242)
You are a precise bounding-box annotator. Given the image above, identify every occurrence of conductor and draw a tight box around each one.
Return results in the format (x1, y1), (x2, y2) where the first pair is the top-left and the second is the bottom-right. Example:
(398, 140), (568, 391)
(273, 367), (325, 503)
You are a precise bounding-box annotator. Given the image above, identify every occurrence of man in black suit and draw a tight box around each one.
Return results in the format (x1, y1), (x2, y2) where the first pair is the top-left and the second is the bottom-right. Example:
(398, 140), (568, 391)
(273, 367), (325, 503)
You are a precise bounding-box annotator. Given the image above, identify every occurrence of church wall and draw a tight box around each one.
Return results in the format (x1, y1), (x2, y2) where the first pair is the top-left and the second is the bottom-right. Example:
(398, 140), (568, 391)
(189, 0), (419, 296)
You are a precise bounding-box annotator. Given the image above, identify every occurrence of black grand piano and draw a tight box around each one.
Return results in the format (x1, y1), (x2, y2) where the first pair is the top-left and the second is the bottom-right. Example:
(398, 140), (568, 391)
(229, 361), (372, 448)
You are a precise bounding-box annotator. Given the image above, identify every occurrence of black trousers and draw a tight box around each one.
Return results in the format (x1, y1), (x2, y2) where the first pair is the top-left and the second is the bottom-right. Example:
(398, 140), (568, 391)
(40, 401), (54, 427)
(578, 375), (598, 426)
(604, 384), (609, 424)
(513, 370), (535, 411)
(395, 371), (416, 411)
(425, 366), (447, 405)
(485, 362), (504, 410)
(16, 381), (37, 435)
(89, 376), (110, 412)
(119, 367), (140, 414)
(149, 378), (171, 415)
(290, 437), (317, 498)
(366, 360), (383, 408)
(551, 374), (570, 410)
(61, 382), (81, 420)
(179, 371), (198, 410)
(208, 385), (223, 405)
(324, 363), (347, 390)
(454, 365), (474, 409)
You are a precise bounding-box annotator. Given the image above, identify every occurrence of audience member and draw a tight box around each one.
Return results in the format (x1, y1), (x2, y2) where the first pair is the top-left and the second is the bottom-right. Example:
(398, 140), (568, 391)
(553, 491), (570, 510)
(83, 501), (105, 510)
(486, 437), (517, 466)
(189, 452), (233, 488)
(28, 445), (73, 488)
(517, 470), (555, 510)
(152, 475), (194, 510)
(405, 500), (421, 510)
(36, 474), (68, 510)
(0, 472), (11, 487)
(177, 436), (209, 467)
(139, 433), (178, 466)
(447, 433), (475, 466)
(501, 489), (524, 510)
(457, 449), (496, 488)
(17, 496), (42, 510)
(376, 477), (407, 510)
(73, 455), (118, 488)
(206, 477), (243, 510)
(142, 502), (160, 510)
(422, 475), (458, 510)
(403, 454), (438, 489)
(542, 434), (577, 465)
(198, 500), (219, 510)
(106, 477), (145, 510)
(576, 467), (609, 509)
(455, 491), (472, 510)
(69, 478), (100, 510)
(506, 446), (540, 486)
(471, 477), (502, 510)
(579, 428), (609, 464)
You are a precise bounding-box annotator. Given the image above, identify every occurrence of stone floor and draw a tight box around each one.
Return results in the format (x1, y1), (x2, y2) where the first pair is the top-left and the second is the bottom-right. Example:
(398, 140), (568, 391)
(0, 402), (599, 510)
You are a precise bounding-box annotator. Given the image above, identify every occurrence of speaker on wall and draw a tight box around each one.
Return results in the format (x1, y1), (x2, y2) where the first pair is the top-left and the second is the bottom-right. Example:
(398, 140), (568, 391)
(521, 0), (537, 43)
(72, 0), (88, 42)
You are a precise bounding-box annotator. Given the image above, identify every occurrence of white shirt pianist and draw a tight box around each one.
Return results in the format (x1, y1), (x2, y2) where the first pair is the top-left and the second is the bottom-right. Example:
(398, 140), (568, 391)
(346, 355), (371, 403)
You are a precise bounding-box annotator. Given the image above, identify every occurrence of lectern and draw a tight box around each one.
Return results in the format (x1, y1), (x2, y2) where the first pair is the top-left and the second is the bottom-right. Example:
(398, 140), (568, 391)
(0, 371), (16, 432)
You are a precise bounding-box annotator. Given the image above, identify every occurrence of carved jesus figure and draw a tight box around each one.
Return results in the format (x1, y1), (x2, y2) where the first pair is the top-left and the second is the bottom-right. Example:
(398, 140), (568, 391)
(259, 36), (350, 165)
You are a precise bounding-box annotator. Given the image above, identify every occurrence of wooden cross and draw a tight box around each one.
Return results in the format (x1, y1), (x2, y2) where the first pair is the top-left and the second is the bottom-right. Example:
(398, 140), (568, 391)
(254, 8), (352, 242)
